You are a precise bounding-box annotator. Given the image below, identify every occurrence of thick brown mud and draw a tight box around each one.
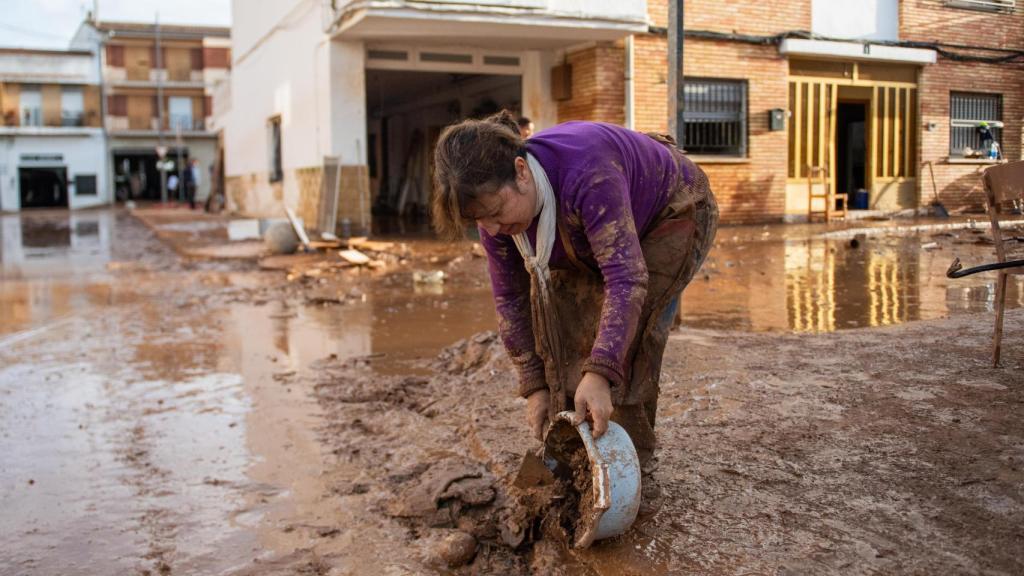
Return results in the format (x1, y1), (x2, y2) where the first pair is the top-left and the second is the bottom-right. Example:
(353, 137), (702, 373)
(1, 208), (1023, 574)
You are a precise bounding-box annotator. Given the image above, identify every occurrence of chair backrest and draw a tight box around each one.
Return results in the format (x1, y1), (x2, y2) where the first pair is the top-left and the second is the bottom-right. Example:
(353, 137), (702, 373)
(984, 160), (1024, 208)
(983, 160), (1024, 264)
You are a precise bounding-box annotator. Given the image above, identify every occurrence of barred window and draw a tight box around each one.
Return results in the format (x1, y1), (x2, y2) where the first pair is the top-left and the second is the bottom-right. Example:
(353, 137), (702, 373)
(950, 92), (1002, 157)
(683, 78), (747, 156)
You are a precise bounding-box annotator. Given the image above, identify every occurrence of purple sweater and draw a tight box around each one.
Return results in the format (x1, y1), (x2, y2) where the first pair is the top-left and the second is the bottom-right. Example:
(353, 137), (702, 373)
(480, 122), (683, 396)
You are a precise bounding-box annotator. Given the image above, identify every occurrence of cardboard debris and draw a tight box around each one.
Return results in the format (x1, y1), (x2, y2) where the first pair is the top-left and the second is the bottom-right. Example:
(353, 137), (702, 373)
(413, 270), (446, 285)
(339, 249), (372, 265)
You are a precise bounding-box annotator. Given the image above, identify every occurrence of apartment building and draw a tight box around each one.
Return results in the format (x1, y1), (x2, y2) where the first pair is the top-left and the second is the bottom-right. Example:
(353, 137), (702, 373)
(613, 0), (1022, 222)
(0, 48), (106, 211)
(224, 0), (1020, 233)
(224, 0), (648, 234)
(71, 19), (231, 204)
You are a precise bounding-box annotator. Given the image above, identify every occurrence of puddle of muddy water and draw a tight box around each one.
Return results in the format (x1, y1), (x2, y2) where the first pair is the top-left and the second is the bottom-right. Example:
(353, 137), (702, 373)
(681, 231), (1024, 332)
(3, 209), (1022, 575)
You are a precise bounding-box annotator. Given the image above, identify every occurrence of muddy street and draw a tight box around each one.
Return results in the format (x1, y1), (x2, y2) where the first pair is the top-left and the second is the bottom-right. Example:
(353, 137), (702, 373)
(1, 209), (1023, 575)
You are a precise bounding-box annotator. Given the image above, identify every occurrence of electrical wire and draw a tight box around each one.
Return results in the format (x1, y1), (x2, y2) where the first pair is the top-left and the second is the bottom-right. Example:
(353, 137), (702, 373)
(646, 27), (1024, 64)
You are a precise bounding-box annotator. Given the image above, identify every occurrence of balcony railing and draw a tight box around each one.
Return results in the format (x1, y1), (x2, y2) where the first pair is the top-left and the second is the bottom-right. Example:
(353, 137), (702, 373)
(107, 115), (209, 132)
(105, 67), (205, 84)
(61, 112), (85, 127)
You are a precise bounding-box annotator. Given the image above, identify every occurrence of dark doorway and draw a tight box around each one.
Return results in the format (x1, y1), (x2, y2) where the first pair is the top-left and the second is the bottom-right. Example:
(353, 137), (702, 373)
(113, 149), (188, 202)
(365, 69), (522, 225)
(836, 102), (867, 208)
(19, 167), (68, 208)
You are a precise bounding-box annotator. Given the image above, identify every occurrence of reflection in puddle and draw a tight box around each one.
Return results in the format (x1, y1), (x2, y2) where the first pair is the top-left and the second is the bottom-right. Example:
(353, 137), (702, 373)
(683, 234), (1024, 332)
(2, 212), (111, 272)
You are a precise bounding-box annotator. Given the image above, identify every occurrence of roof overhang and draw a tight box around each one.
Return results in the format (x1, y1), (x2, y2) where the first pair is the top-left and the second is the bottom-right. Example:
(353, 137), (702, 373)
(780, 38), (937, 65)
(331, 2), (648, 50)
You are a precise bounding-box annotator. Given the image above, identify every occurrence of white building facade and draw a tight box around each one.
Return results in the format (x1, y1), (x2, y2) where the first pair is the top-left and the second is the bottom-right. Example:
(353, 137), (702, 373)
(0, 48), (109, 211)
(224, 0), (648, 234)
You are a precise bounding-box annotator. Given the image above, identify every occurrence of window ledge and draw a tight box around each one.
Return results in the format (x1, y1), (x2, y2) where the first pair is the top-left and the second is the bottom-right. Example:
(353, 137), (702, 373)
(687, 155), (750, 164)
(946, 158), (1007, 165)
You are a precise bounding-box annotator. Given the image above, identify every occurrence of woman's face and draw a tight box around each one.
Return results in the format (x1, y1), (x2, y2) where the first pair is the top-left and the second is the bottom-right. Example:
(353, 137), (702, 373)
(474, 157), (537, 237)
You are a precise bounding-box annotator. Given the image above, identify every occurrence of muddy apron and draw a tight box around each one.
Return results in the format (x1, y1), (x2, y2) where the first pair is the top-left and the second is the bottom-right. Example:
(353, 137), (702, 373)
(529, 134), (719, 466)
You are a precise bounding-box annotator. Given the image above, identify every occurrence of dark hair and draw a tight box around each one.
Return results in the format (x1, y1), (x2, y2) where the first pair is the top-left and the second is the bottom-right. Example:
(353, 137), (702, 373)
(432, 110), (524, 240)
(517, 117), (532, 128)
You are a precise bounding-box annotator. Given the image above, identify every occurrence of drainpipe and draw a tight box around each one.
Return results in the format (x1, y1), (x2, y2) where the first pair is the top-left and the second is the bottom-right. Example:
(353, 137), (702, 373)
(625, 35), (635, 130)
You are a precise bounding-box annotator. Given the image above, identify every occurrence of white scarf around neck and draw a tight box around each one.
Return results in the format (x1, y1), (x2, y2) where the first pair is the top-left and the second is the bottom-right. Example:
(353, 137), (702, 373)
(512, 153), (556, 286)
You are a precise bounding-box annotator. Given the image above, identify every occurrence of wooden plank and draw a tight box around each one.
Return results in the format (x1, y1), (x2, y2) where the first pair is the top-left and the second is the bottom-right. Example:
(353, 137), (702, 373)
(881, 87), (890, 178)
(817, 83), (826, 179)
(869, 86), (878, 180)
(893, 88), (902, 178)
(794, 82), (803, 179)
(904, 88), (913, 178)
(806, 83), (815, 171)
(829, 83), (839, 218)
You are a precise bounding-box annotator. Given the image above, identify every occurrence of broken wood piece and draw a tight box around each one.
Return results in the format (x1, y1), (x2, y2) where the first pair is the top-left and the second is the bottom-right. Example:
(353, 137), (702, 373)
(348, 237), (396, 252)
(284, 206), (312, 250)
(258, 253), (323, 271)
(339, 249), (371, 265)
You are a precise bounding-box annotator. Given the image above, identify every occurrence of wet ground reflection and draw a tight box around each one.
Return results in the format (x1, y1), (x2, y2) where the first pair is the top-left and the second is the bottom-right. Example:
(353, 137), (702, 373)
(682, 230), (1022, 332)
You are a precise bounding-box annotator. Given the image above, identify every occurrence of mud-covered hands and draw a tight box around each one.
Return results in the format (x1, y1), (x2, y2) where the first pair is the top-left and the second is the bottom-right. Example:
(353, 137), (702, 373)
(526, 388), (550, 441)
(572, 372), (613, 438)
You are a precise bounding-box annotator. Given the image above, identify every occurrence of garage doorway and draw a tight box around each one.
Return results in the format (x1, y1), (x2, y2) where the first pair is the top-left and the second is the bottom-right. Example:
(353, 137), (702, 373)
(365, 69), (522, 234)
(113, 149), (189, 202)
(19, 166), (68, 208)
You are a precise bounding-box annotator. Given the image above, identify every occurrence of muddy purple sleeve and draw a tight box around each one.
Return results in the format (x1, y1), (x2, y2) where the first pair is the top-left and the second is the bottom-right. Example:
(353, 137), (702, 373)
(571, 166), (648, 402)
(479, 228), (547, 398)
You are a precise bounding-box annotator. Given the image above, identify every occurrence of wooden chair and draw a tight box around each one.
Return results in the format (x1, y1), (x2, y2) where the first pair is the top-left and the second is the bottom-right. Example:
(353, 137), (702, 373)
(983, 160), (1024, 366)
(806, 165), (848, 223)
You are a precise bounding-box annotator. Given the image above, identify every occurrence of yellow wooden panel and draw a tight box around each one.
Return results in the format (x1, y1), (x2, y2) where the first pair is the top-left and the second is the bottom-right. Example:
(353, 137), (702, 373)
(829, 83), (838, 202)
(794, 81), (803, 179)
(819, 82), (827, 172)
(893, 88), (902, 178)
(882, 87), (890, 178)
(904, 88), (913, 177)
(870, 86), (878, 179)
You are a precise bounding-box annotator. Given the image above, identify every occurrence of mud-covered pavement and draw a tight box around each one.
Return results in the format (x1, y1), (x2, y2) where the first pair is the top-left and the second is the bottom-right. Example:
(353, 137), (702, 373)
(1, 208), (1023, 575)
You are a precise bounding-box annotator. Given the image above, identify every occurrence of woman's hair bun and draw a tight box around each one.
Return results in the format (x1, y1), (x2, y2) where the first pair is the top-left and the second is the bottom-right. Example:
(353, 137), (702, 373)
(484, 110), (521, 137)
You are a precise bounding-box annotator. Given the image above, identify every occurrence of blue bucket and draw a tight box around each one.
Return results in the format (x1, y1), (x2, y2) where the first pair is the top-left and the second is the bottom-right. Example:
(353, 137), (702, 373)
(545, 411), (641, 548)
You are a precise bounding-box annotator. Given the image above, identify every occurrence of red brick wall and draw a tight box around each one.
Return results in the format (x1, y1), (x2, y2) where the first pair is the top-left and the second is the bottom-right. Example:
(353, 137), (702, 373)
(555, 43), (625, 125)
(559, 0), (1022, 220)
(679, 0), (811, 35)
(631, 35), (790, 223)
(903, 0), (1024, 212)
(900, 0), (1024, 48)
(918, 60), (1024, 211)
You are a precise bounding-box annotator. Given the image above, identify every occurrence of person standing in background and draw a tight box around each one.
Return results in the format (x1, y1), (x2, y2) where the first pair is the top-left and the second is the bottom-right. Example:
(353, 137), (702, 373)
(517, 117), (534, 139)
(185, 159), (201, 210)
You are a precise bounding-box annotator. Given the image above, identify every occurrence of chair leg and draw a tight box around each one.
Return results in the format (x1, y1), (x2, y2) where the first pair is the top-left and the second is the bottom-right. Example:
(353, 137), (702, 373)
(993, 271), (1007, 367)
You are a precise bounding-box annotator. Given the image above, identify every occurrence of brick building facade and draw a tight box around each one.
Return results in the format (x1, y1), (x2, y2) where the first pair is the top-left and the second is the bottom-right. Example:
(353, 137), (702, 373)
(554, 0), (1023, 223)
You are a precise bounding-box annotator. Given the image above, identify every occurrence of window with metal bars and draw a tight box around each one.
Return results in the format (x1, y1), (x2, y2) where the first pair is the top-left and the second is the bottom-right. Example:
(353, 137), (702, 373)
(950, 92), (1003, 157)
(683, 78), (747, 156)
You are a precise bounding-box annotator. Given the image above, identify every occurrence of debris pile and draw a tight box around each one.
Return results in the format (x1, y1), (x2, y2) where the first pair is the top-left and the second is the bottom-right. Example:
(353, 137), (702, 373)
(310, 334), (600, 572)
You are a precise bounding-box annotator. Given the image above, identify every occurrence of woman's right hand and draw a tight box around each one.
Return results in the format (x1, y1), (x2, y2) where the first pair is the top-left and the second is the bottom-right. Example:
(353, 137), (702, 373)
(526, 389), (550, 441)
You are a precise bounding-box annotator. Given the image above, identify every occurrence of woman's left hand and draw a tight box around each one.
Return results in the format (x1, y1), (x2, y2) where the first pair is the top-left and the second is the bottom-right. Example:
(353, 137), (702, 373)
(572, 372), (613, 438)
